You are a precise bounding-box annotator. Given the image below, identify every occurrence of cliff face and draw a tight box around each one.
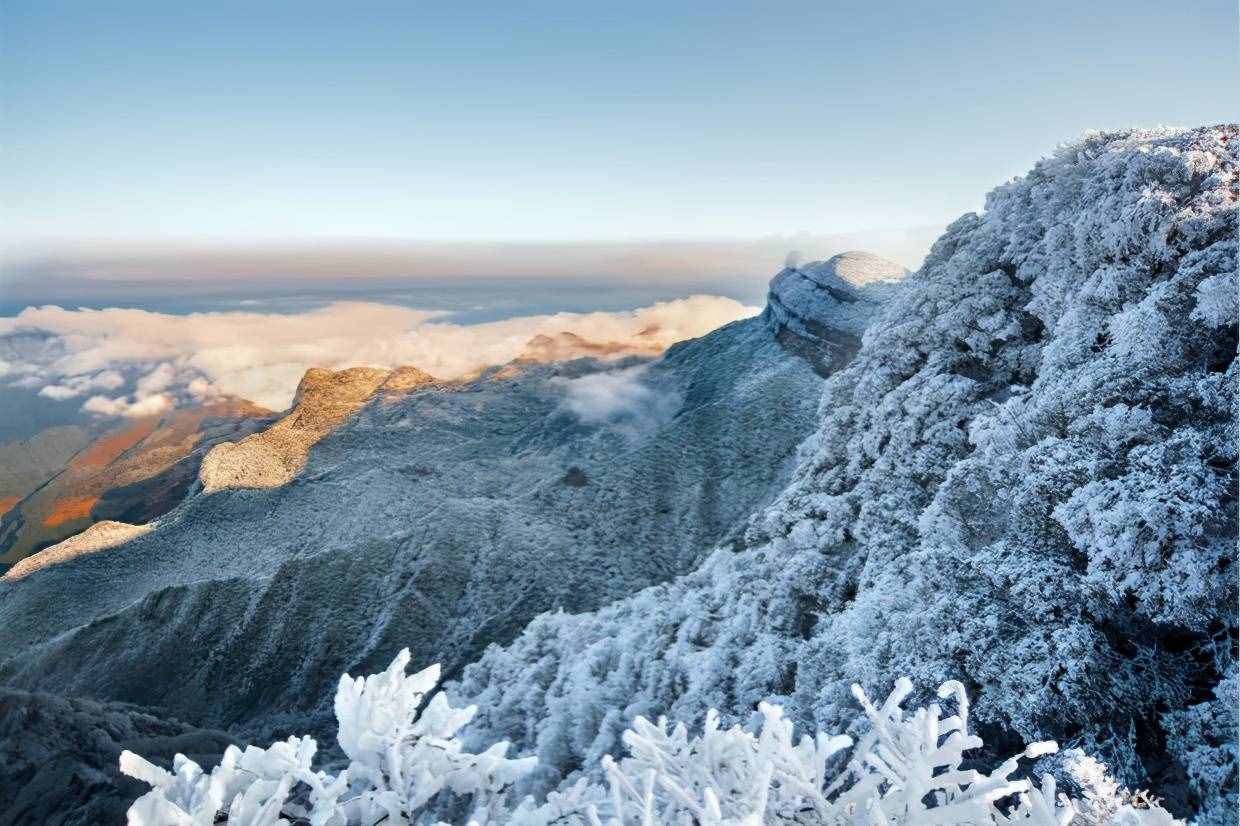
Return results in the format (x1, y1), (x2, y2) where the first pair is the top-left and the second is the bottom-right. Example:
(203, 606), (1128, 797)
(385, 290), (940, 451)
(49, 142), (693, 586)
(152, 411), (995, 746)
(764, 251), (908, 376)
(0, 256), (899, 743)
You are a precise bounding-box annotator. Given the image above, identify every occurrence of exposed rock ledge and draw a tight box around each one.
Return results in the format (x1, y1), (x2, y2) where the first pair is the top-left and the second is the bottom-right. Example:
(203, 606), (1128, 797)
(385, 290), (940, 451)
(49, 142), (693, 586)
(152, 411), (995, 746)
(765, 250), (907, 338)
(199, 365), (436, 492)
(2, 520), (153, 581)
(763, 250), (908, 375)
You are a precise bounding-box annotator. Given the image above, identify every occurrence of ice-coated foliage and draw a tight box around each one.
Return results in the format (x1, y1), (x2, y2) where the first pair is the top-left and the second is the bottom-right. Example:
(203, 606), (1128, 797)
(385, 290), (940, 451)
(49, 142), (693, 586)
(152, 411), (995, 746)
(124, 654), (1180, 826)
(122, 650), (534, 826)
(450, 125), (1238, 821)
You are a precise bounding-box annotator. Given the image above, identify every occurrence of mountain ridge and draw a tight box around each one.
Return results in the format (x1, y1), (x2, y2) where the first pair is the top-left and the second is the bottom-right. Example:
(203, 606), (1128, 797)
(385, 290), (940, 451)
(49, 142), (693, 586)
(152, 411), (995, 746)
(0, 254), (904, 747)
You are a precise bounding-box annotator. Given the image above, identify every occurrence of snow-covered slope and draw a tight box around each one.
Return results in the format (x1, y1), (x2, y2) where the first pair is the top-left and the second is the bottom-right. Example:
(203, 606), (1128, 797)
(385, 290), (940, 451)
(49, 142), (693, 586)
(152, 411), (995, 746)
(0, 259), (901, 742)
(449, 126), (1237, 823)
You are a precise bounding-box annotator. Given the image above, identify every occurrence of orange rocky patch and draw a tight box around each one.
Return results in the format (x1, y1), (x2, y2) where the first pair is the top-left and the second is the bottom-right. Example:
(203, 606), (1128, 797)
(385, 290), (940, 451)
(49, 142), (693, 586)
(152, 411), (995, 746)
(70, 418), (160, 470)
(42, 496), (99, 528)
(0, 496), (20, 517)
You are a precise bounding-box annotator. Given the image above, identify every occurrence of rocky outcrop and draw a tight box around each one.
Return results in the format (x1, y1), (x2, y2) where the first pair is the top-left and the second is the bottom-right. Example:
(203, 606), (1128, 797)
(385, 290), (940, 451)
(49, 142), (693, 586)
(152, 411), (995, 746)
(518, 330), (664, 364)
(198, 366), (437, 491)
(379, 365), (438, 397)
(764, 250), (908, 375)
(2, 520), (152, 581)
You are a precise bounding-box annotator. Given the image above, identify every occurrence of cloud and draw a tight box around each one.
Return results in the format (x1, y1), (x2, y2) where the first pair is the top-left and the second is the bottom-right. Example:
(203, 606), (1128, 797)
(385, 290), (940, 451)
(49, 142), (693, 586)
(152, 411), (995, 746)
(82, 393), (173, 418)
(555, 365), (681, 436)
(0, 296), (757, 415)
(36, 369), (128, 400)
(38, 384), (82, 401)
(136, 363), (177, 395)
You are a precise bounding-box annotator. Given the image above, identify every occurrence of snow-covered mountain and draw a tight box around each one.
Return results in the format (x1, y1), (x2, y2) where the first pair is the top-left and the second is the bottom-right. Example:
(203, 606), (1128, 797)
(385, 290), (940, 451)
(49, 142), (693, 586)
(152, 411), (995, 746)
(447, 126), (1238, 823)
(0, 254), (902, 751)
(1, 125), (1235, 826)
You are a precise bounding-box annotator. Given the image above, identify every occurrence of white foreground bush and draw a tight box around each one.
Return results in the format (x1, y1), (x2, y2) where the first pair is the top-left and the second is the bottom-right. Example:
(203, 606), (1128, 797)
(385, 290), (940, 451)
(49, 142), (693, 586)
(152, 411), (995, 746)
(122, 651), (1178, 826)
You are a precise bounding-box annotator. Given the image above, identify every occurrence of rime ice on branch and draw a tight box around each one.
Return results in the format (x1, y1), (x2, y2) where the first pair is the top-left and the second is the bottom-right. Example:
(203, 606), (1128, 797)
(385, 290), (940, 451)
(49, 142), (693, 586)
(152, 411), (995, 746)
(122, 652), (1179, 826)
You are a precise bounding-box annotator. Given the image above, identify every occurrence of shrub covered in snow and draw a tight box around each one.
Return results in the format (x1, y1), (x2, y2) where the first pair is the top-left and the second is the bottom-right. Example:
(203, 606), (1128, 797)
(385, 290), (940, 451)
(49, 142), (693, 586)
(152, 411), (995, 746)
(123, 652), (1180, 826)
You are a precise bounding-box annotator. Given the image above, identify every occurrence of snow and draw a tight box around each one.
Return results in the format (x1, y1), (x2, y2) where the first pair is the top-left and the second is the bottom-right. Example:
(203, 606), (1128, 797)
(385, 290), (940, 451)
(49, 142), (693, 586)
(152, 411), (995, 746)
(2, 125), (1235, 824)
(122, 651), (1182, 826)
(450, 125), (1237, 821)
(0, 284), (842, 737)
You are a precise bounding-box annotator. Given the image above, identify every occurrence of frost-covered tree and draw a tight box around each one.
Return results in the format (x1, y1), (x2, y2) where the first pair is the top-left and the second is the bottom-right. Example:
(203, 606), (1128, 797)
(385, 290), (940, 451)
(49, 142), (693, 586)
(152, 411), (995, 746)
(123, 652), (1180, 826)
(450, 125), (1238, 821)
(123, 650), (535, 826)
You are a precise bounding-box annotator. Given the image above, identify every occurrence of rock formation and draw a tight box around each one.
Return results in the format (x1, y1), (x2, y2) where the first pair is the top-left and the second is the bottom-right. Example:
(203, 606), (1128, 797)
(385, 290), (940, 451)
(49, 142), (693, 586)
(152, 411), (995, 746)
(2, 521), (153, 582)
(198, 366), (436, 492)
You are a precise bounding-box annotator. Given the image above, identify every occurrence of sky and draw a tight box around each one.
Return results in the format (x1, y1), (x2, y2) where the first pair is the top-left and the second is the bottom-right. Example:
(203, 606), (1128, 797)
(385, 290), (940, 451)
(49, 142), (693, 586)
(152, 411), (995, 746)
(2, 0), (1234, 256)
(0, 1), (1234, 428)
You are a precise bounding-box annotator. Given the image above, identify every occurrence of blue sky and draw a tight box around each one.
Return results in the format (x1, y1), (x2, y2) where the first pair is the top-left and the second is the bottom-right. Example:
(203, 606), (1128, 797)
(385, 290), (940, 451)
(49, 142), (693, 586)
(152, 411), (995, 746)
(2, 0), (1235, 248)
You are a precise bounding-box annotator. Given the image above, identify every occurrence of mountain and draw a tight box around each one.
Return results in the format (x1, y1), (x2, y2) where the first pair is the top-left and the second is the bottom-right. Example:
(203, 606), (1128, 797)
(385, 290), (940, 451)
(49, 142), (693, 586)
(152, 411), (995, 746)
(0, 254), (900, 748)
(764, 250), (906, 375)
(448, 126), (1238, 823)
(2, 126), (1234, 826)
(0, 425), (94, 518)
(0, 399), (273, 571)
(198, 366), (436, 492)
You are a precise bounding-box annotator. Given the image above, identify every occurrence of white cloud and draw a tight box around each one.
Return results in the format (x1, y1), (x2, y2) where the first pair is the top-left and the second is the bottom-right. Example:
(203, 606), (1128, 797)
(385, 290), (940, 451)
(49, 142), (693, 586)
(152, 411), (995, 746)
(90, 369), (126, 391)
(38, 384), (82, 400)
(35, 368), (130, 401)
(125, 394), (174, 417)
(81, 395), (128, 416)
(136, 362), (178, 395)
(82, 393), (173, 418)
(555, 365), (681, 436)
(0, 297), (758, 414)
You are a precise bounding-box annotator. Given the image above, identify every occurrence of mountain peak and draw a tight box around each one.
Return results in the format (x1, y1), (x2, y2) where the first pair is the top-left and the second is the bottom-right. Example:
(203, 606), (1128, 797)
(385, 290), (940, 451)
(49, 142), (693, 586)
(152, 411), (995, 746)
(199, 365), (437, 492)
(763, 249), (908, 375)
(817, 250), (908, 287)
(765, 249), (908, 338)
